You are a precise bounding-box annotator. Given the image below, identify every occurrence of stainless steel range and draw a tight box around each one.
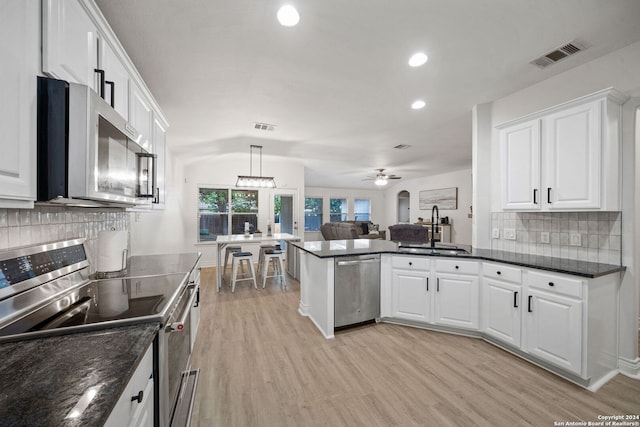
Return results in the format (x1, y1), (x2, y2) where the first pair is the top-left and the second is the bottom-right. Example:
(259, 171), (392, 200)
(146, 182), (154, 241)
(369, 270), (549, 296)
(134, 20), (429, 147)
(0, 238), (201, 427)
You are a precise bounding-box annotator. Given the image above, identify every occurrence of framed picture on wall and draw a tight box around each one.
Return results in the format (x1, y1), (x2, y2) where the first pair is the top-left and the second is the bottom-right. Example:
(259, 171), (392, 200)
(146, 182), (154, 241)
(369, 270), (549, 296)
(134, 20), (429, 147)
(419, 187), (458, 210)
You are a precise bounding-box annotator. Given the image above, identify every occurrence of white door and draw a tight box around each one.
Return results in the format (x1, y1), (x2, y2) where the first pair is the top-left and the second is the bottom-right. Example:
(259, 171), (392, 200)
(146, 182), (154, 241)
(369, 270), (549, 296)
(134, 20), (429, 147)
(271, 189), (298, 235)
(42, 0), (99, 89)
(501, 119), (541, 210)
(151, 116), (167, 208)
(129, 81), (153, 151)
(524, 289), (582, 375)
(544, 100), (601, 209)
(0, 0), (38, 206)
(434, 274), (479, 329)
(391, 269), (430, 322)
(482, 279), (521, 347)
(100, 38), (130, 119)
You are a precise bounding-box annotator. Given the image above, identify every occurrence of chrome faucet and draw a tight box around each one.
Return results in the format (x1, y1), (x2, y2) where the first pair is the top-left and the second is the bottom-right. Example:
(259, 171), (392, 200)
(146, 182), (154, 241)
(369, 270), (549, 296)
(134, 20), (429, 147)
(431, 205), (440, 248)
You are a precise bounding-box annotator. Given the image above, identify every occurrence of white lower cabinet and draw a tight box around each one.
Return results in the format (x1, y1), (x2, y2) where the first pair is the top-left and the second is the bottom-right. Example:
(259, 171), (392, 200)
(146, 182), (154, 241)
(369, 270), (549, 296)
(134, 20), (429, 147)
(483, 279), (522, 347)
(434, 259), (479, 329)
(524, 288), (582, 374)
(104, 343), (154, 427)
(389, 256), (431, 322)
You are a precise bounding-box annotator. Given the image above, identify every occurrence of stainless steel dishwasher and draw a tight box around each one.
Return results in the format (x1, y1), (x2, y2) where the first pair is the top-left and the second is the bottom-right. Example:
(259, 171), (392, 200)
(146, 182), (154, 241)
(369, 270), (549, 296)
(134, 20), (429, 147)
(334, 255), (381, 328)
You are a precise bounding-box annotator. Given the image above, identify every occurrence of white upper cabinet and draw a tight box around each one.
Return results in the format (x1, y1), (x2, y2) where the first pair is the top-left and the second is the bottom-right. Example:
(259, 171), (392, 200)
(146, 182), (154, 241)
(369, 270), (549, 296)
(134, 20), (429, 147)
(151, 115), (168, 208)
(42, 0), (99, 90)
(499, 89), (626, 211)
(501, 119), (541, 210)
(0, 0), (39, 208)
(100, 38), (129, 119)
(129, 82), (153, 152)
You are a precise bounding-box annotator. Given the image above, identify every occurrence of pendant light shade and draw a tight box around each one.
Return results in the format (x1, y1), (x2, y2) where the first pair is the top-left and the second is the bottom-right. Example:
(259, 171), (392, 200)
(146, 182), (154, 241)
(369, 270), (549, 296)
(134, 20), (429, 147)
(236, 145), (276, 188)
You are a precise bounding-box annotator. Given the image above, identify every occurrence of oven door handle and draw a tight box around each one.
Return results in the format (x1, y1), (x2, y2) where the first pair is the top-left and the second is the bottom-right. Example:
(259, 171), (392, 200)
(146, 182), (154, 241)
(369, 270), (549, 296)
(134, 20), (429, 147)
(166, 285), (198, 333)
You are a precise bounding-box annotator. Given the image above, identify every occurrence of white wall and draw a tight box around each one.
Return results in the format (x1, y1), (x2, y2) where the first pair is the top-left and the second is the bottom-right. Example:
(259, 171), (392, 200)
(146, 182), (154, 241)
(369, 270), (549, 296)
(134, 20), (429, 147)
(303, 186), (387, 241)
(473, 40), (640, 374)
(382, 168), (473, 245)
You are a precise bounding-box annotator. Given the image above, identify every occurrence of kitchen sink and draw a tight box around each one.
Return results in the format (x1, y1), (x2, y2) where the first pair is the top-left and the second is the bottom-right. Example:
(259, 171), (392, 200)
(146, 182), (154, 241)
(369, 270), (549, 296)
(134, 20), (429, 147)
(397, 245), (470, 255)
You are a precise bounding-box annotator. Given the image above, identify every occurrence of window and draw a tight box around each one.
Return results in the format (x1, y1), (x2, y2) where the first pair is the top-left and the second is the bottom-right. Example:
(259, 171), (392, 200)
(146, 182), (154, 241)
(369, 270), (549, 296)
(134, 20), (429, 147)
(304, 197), (323, 231)
(198, 188), (228, 241)
(354, 199), (371, 221)
(329, 198), (347, 222)
(198, 188), (258, 241)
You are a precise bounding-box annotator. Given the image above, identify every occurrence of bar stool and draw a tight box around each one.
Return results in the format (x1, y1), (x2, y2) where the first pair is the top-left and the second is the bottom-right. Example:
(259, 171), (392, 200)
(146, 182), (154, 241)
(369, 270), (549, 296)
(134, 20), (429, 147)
(231, 252), (257, 292)
(223, 245), (242, 282)
(257, 244), (276, 277)
(261, 249), (286, 289)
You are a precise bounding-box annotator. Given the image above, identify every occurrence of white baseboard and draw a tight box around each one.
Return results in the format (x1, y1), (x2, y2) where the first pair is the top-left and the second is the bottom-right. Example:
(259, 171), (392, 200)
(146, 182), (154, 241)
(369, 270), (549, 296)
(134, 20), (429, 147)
(619, 356), (640, 379)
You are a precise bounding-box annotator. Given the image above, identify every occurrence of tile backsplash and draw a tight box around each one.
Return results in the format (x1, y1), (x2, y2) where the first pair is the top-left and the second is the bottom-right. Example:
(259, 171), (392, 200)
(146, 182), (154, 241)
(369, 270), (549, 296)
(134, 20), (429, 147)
(491, 212), (621, 265)
(0, 206), (129, 273)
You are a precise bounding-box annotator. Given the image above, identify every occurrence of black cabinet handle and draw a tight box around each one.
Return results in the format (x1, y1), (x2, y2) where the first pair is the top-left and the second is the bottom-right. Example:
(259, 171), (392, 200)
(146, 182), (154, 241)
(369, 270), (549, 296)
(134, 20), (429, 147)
(533, 188), (538, 204)
(426, 277), (429, 292)
(437, 278), (440, 292)
(105, 80), (115, 108)
(497, 271), (501, 275)
(94, 68), (105, 99)
(153, 187), (160, 204)
(408, 262), (412, 266)
(547, 187), (552, 204)
(548, 282), (555, 287)
(528, 295), (533, 312)
(131, 390), (144, 403)
(514, 291), (519, 308)
(455, 265), (459, 270)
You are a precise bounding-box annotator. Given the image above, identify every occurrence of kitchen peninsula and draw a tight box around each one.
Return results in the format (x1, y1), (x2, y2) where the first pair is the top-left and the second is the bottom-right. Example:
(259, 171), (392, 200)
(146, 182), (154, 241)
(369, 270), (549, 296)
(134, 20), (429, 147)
(291, 239), (624, 391)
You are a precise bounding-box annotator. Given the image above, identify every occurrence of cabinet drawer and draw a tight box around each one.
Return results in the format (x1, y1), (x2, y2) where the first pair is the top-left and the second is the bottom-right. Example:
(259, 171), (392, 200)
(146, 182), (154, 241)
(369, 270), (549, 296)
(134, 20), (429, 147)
(391, 256), (430, 271)
(435, 259), (479, 275)
(483, 262), (522, 283)
(528, 270), (583, 299)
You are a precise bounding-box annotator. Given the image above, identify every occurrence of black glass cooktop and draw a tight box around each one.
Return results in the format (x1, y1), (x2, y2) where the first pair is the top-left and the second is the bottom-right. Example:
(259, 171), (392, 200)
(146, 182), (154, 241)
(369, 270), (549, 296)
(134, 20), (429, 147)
(0, 273), (187, 337)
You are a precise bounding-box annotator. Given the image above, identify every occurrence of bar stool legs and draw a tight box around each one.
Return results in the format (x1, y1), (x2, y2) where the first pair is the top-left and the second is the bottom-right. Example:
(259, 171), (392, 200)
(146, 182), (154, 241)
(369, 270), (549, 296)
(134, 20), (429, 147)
(261, 250), (286, 288)
(223, 246), (242, 284)
(231, 252), (257, 293)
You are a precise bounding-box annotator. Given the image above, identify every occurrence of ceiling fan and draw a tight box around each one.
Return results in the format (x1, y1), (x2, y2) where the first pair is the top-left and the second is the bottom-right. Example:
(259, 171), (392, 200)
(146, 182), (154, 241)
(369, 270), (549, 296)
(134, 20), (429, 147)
(362, 169), (402, 186)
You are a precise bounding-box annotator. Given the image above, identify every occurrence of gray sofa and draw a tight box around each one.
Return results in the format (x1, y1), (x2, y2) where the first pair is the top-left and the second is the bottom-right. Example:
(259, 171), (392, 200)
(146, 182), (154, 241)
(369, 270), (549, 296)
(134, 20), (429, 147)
(320, 221), (386, 240)
(388, 224), (428, 243)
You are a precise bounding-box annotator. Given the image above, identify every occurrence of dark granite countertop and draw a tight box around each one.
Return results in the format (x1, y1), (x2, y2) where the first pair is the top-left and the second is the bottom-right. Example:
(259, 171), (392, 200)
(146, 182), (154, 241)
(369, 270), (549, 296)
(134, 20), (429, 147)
(127, 252), (201, 276)
(0, 323), (158, 427)
(290, 240), (625, 278)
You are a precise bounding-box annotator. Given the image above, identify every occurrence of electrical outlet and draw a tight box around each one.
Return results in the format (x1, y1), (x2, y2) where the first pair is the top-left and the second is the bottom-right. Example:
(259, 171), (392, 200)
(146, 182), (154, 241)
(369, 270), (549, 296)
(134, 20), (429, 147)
(540, 231), (550, 244)
(492, 228), (500, 239)
(503, 228), (516, 240)
(570, 233), (582, 246)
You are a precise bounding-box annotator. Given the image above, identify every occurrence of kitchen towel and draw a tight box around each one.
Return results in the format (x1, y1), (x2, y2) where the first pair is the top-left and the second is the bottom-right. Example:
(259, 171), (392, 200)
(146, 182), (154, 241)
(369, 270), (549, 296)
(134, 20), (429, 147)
(97, 230), (128, 273)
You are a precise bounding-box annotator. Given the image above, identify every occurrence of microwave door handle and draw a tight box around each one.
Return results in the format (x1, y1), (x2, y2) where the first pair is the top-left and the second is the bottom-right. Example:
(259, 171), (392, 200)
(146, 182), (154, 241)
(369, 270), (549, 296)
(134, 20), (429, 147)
(94, 69), (105, 99)
(105, 81), (115, 108)
(151, 154), (157, 202)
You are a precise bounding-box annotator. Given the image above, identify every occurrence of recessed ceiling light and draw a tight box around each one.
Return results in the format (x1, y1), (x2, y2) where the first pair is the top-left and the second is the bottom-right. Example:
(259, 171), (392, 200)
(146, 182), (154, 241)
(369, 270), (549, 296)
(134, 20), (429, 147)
(408, 52), (428, 67)
(277, 5), (300, 26)
(411, 100), (426, 110)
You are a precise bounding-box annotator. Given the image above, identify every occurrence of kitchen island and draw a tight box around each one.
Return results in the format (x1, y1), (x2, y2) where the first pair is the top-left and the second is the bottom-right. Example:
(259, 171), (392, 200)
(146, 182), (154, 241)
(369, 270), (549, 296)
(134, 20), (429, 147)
(291, 239), (625, 390)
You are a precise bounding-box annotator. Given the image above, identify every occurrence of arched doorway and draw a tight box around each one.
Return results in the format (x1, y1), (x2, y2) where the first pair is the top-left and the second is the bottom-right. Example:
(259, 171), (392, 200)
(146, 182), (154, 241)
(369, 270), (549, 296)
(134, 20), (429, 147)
(397, 190), (410, 223)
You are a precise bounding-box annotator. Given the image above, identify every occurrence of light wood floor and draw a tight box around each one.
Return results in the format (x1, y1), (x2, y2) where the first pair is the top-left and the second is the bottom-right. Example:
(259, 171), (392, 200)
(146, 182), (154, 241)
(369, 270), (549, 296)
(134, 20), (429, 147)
(190, 268), (640, 426)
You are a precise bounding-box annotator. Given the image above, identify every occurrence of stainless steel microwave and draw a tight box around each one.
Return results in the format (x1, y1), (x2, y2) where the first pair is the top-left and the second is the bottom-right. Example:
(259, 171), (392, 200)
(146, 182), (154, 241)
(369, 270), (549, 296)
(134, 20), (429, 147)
(37, 76), (156, 207)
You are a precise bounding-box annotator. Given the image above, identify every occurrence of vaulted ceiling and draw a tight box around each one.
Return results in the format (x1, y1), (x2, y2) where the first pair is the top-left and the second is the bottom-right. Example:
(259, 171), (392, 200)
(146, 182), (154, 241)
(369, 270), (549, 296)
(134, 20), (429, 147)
(95, 0), (640, 188)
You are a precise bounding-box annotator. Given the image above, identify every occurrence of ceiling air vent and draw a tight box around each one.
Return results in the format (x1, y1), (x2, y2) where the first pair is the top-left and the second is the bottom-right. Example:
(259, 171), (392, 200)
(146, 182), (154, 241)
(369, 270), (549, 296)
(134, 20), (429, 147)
(253, 122), (277, 131)
(394, 144), (411, 150)
(530, 40), (587, 68)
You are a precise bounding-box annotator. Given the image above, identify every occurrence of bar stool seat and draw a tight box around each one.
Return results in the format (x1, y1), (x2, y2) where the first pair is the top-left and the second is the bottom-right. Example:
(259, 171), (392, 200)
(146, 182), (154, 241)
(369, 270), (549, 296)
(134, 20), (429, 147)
(223, 245), (243, 283)
(261, 249), (285, 289)
(231, 252), (257, 292)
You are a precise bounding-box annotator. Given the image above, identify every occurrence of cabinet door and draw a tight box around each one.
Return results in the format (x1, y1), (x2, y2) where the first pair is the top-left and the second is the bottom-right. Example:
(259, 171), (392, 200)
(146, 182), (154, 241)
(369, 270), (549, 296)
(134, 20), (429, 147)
(434, 274), (479, 329)
(129, 82), (153, 151)
(524, 289), (582, 374)
(500, 119), (541, 210)
(151, 115), (167, 208)
(391, 269), (430, 322)
(43, 0), (99, 89)
(0, 0), (38, 207)
(100, 39), (130, 119)
(482, 279), (521, 347)
(544, 100), (601, 209)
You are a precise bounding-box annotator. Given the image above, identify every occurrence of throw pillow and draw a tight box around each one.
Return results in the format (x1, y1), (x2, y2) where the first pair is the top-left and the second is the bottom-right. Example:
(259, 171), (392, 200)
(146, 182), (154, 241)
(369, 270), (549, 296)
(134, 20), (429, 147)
(360, 222), (369, 234)
(369, 223), (379, 235)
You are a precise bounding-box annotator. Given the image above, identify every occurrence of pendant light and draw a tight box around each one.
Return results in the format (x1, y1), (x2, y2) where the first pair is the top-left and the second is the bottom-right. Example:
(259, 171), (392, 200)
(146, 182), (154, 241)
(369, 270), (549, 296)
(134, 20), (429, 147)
(236, 145), (276, 188)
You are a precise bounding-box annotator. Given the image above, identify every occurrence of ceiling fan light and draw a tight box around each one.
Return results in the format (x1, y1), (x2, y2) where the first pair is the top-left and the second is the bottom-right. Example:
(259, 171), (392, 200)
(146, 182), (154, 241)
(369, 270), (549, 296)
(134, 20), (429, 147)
(408, 52), (428, 67)
(411, 100), (426, 110)
(374, 176), (388, 186)
(277, 5), (300, 26)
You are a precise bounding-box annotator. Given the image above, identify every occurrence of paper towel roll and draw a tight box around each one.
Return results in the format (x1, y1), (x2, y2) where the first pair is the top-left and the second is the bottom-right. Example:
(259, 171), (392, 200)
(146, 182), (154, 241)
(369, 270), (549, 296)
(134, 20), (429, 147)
(97, 230), (128, 273)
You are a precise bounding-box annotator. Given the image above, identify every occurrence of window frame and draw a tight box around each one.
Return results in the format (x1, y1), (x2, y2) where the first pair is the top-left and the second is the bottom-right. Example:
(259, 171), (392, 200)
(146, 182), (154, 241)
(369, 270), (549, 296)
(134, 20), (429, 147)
(304, 196), (324, 231)
(197, 187), (259, 241)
